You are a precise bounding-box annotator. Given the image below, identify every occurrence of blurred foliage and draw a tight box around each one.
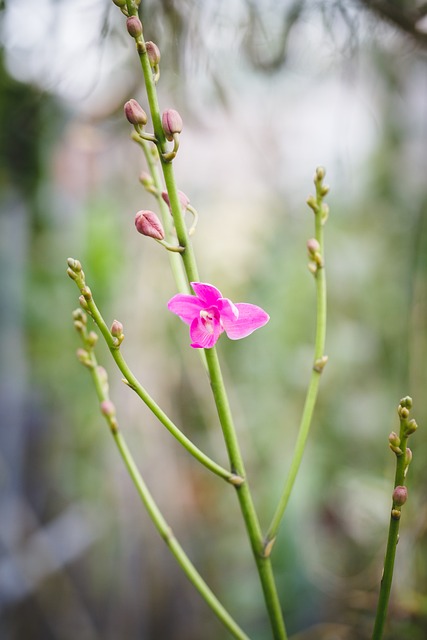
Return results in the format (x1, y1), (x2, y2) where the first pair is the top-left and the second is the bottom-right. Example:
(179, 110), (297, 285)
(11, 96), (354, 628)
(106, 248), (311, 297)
(0, 1), (427, 640)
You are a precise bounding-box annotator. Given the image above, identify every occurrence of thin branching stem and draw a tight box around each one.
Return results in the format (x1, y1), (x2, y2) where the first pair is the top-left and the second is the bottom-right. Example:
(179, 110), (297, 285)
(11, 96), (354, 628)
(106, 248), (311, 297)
(265, 170), (328, 553)
(84, 344), (250, 640)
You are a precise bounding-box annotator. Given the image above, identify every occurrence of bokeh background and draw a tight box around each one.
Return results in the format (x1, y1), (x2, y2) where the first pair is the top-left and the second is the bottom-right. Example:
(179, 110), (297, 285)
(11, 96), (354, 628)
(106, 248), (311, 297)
(1, 1), (427, 638)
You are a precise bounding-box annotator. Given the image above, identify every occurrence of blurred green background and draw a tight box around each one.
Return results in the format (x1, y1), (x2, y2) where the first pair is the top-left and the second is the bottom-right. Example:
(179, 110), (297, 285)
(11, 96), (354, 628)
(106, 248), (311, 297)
(0, 1), (426, 639)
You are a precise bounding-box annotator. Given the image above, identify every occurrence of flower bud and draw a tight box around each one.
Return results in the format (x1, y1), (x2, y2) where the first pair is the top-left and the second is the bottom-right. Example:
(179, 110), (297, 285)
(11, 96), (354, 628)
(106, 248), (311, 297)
(74, 320), (85, 335)
(135, 210), (165, 240)
(405, 447), (412, 465)
(320, 184), (330, 196)
(146, 41), (160, 66)
(76, 348), (93, 368)
(307, 238), (320, 256)
(79, 295), (89, 311)
(81, 285), (92, 301)
(111, 319), (124, 338)
(96, 366), (108, 387)
(86, 331), (98, 348)
(399, 396), (413, 409)
(315, 166), (325, 182)
(112, 0), (126, 6)
(393, 485), (408, 507)
(388, 431), (400, 448)
(100, 400), (116, 417)
(126, 16), (142, 38)
(72, 308), (87, 324)
(124, 99), (147, 126)
(139, 171), (154, 188)
(399, 406), (409, 420)
(67, 257), (82, 272)
(306, 195), (318, 213)
(161, 190), (189, 210)
(405, 418), (418, 435)
(162, 109), (183, 141)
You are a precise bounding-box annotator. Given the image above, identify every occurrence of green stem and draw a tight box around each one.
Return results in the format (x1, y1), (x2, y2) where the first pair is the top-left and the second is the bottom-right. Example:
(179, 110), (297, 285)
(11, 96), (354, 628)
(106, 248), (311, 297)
(137, 137), (190, 294)
(114, 431), (250, 640)
(128, 13), (200, 283)
(126, 8), (287, 636)
(204, 348), (288, 640)
(87, 354), (250, 640)
(81, 289), (239, 484)
(372, 415), (411, 639)
(265, 212), (327, 549)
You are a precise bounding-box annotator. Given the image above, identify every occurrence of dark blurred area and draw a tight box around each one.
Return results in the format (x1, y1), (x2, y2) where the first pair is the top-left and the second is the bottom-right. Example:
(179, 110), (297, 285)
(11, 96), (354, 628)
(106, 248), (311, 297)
(0, 1), (426, 639)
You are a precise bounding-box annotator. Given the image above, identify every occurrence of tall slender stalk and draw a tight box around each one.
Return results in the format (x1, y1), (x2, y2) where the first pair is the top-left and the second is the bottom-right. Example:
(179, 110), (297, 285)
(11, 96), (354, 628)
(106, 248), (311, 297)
(264, 169), (328, 553)
(372, 397), (418, 640)
(123, 4), (288, 637)
(205, 347), (288, 640)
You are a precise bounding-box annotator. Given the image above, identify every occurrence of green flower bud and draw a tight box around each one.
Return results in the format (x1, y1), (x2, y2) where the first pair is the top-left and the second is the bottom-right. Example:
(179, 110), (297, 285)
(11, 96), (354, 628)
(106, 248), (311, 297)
(405, 419), (418, 435)
(72, 308), (87, 324)
(139, 171), (154, 188)
(86, 331), (98, 348)
(388, 431), (400, 447)
(398, 406), (410, 419)
(399, 396), (413, 409)
(315, 166), (325, 182)
(76, 348), (93, 368)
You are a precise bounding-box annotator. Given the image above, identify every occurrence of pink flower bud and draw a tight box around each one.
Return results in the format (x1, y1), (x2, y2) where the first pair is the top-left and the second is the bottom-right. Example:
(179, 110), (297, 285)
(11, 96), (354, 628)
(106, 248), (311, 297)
(146, 41), (161, 66)
(111, 319), (124, 338)
(126, 16), (143, 38)
(124, 99), (147, 126)
(135, 210), (165, 240)
(307, 238), (320, 255)
(162, 109), (183, 141)
(392, 485), (407, 506)
(406, 447), (412, 465)
(100, 400), (116, 417)
(161, 190), (189, 210)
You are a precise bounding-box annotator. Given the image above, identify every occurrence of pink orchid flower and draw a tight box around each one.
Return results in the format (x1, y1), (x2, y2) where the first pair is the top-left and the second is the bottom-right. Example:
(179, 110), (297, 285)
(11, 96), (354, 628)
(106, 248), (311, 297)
(168, 282), (270, 349)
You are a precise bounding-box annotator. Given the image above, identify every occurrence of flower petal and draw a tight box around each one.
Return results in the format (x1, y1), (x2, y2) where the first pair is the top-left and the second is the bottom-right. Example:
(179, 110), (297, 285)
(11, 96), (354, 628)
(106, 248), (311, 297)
(190, 316), (223, 349)
(217, 297), (239, 323)
(167, 293), (204, 325)
(221, 303), (269, 340)
(191, 282), (222, 306)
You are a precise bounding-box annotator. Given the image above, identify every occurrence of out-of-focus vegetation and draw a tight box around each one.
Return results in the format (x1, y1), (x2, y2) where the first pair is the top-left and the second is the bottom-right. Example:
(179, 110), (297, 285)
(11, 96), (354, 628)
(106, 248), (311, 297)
(0, 1), (426, 639)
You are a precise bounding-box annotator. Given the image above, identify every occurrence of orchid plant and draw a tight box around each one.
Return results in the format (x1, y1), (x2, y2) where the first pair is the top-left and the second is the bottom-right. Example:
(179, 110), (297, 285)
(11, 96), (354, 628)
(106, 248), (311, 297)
(67, 2), (420, 639)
